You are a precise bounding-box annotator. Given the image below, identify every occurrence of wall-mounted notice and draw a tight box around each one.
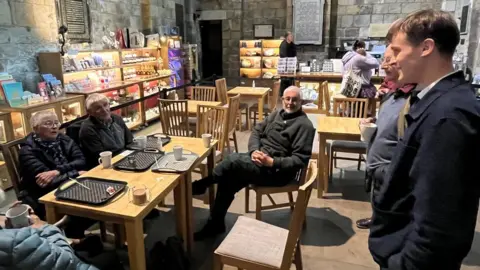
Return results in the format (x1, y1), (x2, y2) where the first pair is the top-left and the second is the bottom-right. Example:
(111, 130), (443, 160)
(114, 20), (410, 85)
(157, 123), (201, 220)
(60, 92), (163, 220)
(293, 0), (325, 44)
(369, 24), (391, 38)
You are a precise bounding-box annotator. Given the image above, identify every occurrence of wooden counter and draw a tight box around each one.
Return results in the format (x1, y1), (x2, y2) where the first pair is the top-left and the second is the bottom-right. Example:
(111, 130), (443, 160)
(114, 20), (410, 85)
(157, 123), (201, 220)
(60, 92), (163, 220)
(280, 72), (385, 83)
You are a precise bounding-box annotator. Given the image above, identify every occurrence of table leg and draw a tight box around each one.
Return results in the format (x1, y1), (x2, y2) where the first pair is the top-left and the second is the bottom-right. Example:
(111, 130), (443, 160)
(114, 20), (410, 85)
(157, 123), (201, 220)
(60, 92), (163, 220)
(258, 96), (265, 121)
(317, 135), (328, 198)
(207, 148), (215, 211)
(45, 205), (59, 224)
(125, 219), (146, 270)
(174, 176), (188, 252)
(184, 172), (194, 255)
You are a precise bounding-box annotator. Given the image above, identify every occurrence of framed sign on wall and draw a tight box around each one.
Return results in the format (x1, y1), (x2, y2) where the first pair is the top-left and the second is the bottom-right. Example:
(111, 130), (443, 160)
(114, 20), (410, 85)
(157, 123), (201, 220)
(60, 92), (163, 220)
(253, 24), (274, 39)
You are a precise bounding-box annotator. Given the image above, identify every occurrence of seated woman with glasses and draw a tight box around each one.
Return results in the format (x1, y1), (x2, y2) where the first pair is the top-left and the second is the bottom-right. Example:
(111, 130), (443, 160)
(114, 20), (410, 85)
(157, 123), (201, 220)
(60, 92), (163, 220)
(18, 111), (91, 238)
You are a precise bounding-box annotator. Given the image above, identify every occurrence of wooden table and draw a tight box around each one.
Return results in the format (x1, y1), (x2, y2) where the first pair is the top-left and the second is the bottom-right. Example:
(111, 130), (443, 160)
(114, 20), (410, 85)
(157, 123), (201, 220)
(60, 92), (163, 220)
(227, 87), (270, 121)
(187, 100), (222, 115)
(316, 116), (361, 198)
(40, 136), (217, 270)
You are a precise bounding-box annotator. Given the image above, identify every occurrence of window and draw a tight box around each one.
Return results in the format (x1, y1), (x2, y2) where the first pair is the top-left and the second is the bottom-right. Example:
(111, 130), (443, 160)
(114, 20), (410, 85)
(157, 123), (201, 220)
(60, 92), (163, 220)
(57, 0), (91, 43)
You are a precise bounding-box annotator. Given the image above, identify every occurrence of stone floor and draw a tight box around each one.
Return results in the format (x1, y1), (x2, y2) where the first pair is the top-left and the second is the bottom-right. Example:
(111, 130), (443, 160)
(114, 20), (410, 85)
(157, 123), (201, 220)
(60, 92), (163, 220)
(2, 118), (480, 270)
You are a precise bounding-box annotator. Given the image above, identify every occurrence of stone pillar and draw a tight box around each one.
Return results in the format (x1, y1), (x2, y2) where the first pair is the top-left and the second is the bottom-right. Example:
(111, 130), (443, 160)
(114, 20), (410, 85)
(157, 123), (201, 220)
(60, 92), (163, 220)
(286, 0), (293, 31)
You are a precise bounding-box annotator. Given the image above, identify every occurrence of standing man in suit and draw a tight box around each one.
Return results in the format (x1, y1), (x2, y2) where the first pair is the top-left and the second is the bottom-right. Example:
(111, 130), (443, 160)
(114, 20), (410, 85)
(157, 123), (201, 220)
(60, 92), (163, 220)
(369, 9), (480, 270)
(279, 31), (297, 96)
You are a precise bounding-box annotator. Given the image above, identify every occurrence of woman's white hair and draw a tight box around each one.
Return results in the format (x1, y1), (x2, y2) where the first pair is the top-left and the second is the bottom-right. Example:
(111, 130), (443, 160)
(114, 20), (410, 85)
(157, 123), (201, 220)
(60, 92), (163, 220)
(284, 86), (303, 99)
(85, 93), (109, 111)
(30, 110), (58, 128)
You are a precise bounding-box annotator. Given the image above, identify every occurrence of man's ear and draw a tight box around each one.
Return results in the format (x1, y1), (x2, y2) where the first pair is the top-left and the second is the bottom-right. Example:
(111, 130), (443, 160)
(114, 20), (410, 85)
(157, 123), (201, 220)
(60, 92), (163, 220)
(420, 38), (435, 57)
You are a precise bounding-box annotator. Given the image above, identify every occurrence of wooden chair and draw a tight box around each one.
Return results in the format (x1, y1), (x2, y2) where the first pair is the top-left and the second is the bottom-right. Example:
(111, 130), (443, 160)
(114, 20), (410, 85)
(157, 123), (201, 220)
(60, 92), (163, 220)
(195, 104), (230, 206)
(330, 97), (369, 180)
(214, 161), (317, 270)
(245, 164), (307, 222)
(226, 94), (241, 153)
(158, 99), (191, 137)
(1, 138), (24, 197)
(301, 81), (331, 115)
(215, 78), (228, 105)
(192, 86), (217, 101)
(249, 80), (281, 126)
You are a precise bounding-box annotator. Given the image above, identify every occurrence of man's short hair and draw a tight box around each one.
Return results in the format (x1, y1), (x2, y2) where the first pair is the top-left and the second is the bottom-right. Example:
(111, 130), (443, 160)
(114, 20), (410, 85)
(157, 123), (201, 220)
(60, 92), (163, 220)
(284, 31), (292, 38)
(386, 9), (459, 56)
(284, 86), (303, 100)
(85, 93), (109, 111)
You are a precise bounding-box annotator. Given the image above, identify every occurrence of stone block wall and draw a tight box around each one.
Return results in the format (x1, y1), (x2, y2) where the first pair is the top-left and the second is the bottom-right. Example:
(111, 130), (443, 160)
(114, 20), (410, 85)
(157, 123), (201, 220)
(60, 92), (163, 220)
(335, 0), (442, 46)
(0, 0), (185, 91)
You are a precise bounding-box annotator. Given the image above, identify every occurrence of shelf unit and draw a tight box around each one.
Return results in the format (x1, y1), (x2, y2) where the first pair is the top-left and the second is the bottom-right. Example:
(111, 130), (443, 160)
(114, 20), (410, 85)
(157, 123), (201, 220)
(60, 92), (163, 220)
(239, 39), (283, 79)
(0, 95), (85, 140)
(38, 48), (175, 128)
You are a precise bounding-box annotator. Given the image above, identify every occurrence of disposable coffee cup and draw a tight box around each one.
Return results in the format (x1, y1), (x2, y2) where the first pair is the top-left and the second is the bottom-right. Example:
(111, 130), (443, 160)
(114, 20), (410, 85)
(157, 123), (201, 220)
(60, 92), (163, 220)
(134, 136), (147, 149)
(6, 204), (30, 228)
(202, 134), (212, 148)
(98, 151), (113, 168)
(173, 145), (183, 161)
(360, 123), (377, 142)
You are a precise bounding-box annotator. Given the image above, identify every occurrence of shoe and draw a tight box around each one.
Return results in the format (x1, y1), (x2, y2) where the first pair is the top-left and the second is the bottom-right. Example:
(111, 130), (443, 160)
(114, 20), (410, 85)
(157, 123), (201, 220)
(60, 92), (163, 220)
(192, 178), (211, 195)
(356, 218), (372, 229)
(194, 220), (226, 241)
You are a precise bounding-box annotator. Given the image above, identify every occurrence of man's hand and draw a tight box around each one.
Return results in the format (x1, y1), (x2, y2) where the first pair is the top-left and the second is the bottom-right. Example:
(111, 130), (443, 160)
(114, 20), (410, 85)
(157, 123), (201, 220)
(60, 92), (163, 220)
(251, 151), (274, 167)
(35, 170), (60, 188)
(359, 117), (374, 125)
(29, 214), (46, 229)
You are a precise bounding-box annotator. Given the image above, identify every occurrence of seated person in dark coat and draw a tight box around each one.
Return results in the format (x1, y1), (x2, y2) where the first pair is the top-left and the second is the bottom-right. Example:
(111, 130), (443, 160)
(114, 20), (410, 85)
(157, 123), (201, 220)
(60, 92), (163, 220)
(193, 86), (316, 240)
(79, 93), (133, 169)
(18, 111), (92, 238)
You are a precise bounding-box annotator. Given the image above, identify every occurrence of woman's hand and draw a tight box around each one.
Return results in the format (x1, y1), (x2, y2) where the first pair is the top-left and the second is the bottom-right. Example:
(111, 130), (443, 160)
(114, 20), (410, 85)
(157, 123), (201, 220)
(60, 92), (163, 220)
(35, 170), (60, 188)
(359, 118), (374, 125)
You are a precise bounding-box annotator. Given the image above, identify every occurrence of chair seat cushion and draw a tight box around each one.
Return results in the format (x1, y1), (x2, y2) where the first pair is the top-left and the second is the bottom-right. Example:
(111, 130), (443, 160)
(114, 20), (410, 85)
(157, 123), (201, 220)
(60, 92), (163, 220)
(215, 216), (288, 268)
(331, 140), (367, 149)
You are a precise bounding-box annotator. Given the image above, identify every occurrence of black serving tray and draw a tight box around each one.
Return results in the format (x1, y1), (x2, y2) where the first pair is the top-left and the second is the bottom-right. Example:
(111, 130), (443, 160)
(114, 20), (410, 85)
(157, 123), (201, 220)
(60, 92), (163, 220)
(113, 149), (165, 172)
(54, 177), (127, 206)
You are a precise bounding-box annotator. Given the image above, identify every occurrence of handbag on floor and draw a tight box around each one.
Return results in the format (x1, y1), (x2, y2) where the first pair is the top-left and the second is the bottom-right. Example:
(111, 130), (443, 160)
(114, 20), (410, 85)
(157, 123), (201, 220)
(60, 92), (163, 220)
(148, 236), (190, 270)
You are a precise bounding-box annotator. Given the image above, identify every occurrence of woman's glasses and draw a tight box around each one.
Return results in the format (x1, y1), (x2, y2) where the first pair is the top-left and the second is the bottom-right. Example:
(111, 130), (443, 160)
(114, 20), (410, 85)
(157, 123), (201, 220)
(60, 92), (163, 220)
(41, 121), (60, 128)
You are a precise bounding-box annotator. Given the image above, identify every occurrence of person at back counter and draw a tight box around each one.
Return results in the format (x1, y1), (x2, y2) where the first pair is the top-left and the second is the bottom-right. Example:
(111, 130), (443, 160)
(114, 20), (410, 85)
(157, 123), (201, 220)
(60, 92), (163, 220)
(79, 93), (133, 169)
(279, 31), (297, 96)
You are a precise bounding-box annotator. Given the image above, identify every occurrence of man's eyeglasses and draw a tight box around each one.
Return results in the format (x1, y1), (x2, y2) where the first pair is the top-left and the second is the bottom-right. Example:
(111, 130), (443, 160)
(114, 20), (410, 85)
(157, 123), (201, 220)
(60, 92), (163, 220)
(282, 97), (300, 103)
(41, 121), (60, 128)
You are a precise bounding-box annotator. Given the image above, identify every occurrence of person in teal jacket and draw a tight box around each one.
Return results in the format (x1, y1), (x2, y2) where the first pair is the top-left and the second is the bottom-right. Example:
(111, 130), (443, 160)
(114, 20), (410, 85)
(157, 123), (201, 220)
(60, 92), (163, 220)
(0, 223), (98, 270)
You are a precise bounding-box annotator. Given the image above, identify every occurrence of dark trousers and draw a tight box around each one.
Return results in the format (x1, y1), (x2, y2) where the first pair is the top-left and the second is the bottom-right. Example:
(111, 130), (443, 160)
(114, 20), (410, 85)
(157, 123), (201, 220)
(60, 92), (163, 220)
(280, 78), (294, 97)
(201, 153), (293, 223)
(76, 250), (125, 270)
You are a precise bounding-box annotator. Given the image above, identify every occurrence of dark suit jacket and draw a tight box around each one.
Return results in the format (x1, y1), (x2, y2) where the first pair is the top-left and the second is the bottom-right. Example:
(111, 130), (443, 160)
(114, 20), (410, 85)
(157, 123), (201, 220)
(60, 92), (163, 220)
(369, 71), (480, 270)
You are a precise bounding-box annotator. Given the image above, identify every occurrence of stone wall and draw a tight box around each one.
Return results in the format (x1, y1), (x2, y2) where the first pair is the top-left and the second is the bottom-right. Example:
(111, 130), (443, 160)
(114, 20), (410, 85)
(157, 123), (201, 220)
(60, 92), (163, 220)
(0, 0), (186, 91)
(335, 0), (442, 45)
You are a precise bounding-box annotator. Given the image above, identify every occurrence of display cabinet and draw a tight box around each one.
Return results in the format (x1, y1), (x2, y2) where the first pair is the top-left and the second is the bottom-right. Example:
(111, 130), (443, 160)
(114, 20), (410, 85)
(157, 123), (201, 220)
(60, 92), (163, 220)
(0, 95), (84, 139)
(239, 39), (283, 79)
(0, 112), (15, 143)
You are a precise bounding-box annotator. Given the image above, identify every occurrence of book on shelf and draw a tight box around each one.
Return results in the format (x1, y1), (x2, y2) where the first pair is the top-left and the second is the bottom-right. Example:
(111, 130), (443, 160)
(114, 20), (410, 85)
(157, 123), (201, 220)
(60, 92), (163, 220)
(2, 81), (26, 107)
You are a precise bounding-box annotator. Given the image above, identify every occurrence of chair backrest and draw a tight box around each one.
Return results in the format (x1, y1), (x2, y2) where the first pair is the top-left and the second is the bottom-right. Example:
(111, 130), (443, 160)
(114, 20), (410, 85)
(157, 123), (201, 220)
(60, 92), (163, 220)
(321, 81), (331, 115)
(281, 160), (317, 269)
(268, 80), (281, 111)
(333, 97), (368, 118)
(158, 99), (190, 137)
(226, 94), (241, 134)
(192, 86), (217, 101)
(215, 78), (228, 105)
(1, 138), (25, 196)
(196, 105), (228, 152)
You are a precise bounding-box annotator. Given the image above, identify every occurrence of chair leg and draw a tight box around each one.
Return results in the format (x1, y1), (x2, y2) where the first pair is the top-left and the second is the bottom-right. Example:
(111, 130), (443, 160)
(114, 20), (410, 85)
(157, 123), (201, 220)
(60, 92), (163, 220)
(294, 243), (303, 270)
(329, 150), (334, 184)
(255, 192), (262, 220)
(334, 152), (338, 168)
(99, 222), (107, 242)
(253, 111), (257, 126)
(213, 254), (223, 270)
(232, 130), (239, 153)
(357, 153), (362, 170)
(288, 192), (294, 211)
(245, 186), (250, 213)
(246, 108), (251, 130)
(113, 224), (125, 248)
